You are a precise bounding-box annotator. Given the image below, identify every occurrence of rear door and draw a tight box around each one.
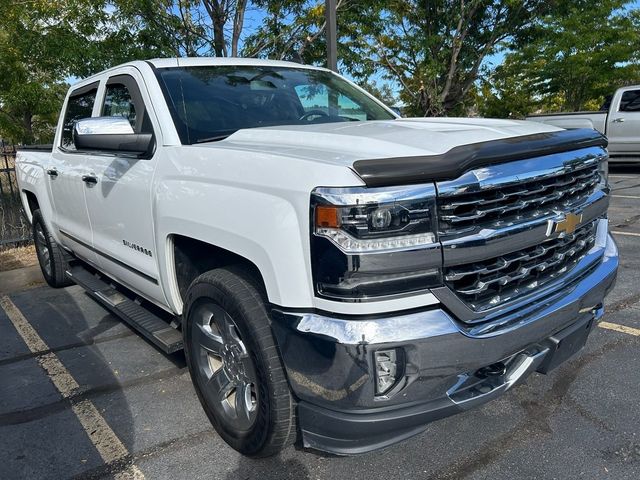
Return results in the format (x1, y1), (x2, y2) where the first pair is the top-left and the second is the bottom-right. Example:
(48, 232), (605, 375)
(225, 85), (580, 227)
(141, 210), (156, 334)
(607, 87), (640, 156)
(81, 68), (165, 303)
(49, 82), (100, 263)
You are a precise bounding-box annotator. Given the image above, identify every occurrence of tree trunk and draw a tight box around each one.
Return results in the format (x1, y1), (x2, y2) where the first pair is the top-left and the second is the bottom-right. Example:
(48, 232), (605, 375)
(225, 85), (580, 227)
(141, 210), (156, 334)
(22, 112), (33, 145)
(203, 0), (228, 57)
(231, 0), (247, 57)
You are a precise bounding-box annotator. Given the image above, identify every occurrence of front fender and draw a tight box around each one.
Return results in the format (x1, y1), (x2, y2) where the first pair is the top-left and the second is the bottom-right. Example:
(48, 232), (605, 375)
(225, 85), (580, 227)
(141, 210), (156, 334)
(155, 180), (310, 310)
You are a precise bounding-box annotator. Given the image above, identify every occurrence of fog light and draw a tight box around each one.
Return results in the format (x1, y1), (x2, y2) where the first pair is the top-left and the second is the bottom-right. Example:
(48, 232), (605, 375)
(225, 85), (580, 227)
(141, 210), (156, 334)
(375, 349), (398, 395)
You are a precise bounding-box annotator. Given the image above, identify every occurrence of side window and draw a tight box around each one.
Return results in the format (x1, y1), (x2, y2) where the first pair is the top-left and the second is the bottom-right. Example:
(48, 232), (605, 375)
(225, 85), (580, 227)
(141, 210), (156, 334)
(101, 75), (152, 134)
(61, 86), (97, 150)
(337, 94), (368, 121)
(103, 84), (137, 128)
(619, 90), (640, 112)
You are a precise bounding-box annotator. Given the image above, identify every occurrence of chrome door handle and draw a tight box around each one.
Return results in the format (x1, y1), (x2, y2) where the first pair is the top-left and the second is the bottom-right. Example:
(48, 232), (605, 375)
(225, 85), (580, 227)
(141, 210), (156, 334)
(612, 117), (625, 123)
(46, 168), (58, 177)
(81, 175), (98, 185)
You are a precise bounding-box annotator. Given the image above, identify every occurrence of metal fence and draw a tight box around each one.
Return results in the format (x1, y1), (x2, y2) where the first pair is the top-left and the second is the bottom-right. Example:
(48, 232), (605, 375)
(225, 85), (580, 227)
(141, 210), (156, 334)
(0, 142), (31, 248)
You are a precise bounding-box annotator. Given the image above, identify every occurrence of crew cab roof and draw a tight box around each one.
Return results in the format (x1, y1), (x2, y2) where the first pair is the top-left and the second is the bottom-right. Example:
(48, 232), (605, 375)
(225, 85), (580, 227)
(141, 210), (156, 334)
(72, 57), (330, 88)
(147, 57), (328, 71)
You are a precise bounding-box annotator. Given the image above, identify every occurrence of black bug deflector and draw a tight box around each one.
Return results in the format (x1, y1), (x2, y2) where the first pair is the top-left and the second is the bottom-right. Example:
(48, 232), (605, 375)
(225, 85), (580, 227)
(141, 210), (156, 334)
(351, 128), (608, 187)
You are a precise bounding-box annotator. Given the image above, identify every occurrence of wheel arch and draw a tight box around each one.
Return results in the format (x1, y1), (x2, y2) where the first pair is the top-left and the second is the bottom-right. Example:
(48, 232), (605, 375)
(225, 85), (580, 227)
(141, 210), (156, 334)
(168, 234), (270, 317)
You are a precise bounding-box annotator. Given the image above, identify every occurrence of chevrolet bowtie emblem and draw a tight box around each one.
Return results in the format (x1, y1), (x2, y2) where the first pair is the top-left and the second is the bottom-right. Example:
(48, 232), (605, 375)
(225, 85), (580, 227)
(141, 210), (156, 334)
(548, 212), (583, 236)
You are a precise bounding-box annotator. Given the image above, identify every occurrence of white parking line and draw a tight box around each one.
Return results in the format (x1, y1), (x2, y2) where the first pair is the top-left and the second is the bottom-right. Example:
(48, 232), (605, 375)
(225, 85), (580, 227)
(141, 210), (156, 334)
(612, 195), (640, 200)
(609, 175), (635, 178)
(611, 230), (640, 237)
(600, 321), (640, 337)
(0, 295), (144, 480)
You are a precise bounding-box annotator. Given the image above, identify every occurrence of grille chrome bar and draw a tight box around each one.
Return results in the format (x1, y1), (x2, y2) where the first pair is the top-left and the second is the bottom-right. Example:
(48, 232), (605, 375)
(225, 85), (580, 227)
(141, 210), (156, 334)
(436, 146), (606, 238)
(444, 219), (598, 313)
(435, 146), (608, 316)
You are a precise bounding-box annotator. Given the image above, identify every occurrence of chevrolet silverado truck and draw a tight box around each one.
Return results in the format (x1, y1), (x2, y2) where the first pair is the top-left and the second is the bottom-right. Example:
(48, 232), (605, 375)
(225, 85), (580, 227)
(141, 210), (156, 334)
(528, 85), (640, 162)
(16, 58), (618, 457)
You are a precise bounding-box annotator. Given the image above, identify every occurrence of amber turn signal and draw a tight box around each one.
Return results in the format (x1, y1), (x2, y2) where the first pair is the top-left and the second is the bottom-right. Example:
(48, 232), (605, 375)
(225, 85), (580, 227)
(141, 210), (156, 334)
(315, 205), (340, 228)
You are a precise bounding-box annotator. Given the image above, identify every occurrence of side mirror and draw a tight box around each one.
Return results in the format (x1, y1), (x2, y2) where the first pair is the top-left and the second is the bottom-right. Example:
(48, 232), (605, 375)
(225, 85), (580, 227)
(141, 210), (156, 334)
(73, 117), (153, 156)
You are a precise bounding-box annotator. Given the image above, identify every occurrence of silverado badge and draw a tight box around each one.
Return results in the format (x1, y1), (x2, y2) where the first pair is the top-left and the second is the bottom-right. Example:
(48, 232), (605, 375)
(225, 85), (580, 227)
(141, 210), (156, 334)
(548, 212), (583, 236)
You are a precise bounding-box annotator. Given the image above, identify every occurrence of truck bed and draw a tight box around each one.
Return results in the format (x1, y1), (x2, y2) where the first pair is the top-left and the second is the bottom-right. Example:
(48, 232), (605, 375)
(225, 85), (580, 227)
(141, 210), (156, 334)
(527, 111), (607, 135)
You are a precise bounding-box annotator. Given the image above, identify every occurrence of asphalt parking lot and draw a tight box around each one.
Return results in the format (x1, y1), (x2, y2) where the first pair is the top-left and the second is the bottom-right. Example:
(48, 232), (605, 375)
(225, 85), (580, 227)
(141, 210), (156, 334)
(1, 165), (640, 480)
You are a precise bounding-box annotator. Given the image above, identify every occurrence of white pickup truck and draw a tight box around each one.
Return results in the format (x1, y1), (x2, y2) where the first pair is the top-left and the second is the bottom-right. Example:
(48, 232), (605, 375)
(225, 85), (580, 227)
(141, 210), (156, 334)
(16, 57), (618, 457)
(528, 85), (640, 162)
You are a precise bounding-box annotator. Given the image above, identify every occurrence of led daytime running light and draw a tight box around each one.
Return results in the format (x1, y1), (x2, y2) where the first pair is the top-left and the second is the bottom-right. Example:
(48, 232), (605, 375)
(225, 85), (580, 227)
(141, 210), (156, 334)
(316, 227), (436, 254)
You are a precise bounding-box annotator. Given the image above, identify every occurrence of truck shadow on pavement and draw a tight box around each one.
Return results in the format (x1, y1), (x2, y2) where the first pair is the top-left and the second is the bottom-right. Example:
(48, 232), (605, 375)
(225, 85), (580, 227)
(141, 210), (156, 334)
(0, 284), (186, 479)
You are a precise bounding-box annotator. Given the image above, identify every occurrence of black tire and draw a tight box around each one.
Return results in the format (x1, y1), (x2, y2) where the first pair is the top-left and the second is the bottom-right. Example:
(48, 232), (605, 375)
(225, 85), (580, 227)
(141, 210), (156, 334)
(183, 266), (296, 457)
(32, 209), (73, 288)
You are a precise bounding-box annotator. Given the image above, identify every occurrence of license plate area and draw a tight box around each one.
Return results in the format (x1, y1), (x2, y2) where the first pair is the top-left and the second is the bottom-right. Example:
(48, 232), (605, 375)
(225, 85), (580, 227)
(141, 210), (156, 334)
(537, 316), (594, 374)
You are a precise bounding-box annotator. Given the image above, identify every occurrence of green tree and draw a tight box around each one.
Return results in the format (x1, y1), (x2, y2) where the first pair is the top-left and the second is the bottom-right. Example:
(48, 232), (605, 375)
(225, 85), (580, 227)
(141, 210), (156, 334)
(481, 1), (640, 116)
(0, 0), (178, 143)
(0, 1), (104, 143)
(366, 1), (561, 116)
(245, 1), (560, 116)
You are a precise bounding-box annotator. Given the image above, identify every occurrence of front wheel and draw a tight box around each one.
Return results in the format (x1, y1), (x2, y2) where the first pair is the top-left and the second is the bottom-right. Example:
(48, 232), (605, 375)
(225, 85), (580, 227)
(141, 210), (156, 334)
(32, 209), (72, 288)
(183, 266), (296, 457)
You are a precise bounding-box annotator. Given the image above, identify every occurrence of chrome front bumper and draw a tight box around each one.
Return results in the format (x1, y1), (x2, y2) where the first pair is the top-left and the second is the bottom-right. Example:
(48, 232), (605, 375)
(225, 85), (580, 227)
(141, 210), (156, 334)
(270, 232), (618, 455)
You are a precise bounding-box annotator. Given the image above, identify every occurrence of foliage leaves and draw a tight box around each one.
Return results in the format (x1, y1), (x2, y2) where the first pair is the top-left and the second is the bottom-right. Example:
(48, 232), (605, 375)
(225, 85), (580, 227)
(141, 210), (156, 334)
(1, 0), (639, 142)
(478, 0), (640, 117)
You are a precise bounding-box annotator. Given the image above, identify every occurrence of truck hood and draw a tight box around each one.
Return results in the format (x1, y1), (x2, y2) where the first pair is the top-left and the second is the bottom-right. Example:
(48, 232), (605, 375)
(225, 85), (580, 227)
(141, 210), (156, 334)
(215, 117), (563, 167)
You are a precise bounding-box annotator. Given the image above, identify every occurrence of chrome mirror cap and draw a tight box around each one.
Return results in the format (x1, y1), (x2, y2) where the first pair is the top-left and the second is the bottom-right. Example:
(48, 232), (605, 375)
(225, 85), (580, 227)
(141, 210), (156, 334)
(72, 116), (153, 156)
(74, 116), (135, 136)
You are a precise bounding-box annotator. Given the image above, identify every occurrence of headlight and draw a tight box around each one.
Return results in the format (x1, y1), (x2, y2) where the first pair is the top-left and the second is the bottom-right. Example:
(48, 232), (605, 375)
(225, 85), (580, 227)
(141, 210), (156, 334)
(311, 185), (442, 301)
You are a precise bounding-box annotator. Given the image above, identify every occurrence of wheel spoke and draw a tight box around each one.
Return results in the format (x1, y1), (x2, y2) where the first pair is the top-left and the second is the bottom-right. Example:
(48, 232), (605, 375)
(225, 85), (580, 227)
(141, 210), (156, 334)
(239, 353), (257, 382)
(194, 322), (223, 356)
(235, 382), (253, 426)
(214, 311), (237, 343)
(208, 369), (233, 402)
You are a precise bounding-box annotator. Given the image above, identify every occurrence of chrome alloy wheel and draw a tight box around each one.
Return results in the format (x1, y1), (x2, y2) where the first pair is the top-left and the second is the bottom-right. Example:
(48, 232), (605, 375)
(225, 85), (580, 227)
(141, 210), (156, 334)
(34, 222), (52, 277)
(191, 302), (258, 431)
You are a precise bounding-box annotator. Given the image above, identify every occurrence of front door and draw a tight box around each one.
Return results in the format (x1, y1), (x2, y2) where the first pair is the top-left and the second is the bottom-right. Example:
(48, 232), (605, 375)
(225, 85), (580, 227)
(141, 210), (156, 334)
(81, 69), (165, 304)
(607, 87), (640, 156)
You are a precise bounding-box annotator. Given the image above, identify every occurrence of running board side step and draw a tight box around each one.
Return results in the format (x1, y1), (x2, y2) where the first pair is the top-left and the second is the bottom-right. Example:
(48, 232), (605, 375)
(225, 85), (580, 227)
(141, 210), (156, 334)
(65, 265), (183, 354)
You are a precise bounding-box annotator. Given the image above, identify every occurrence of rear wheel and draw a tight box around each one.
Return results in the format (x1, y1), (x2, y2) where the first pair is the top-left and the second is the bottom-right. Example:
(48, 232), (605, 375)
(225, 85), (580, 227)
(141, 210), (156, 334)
(184, 266), (296, 457)
(32, 210), (72, 288)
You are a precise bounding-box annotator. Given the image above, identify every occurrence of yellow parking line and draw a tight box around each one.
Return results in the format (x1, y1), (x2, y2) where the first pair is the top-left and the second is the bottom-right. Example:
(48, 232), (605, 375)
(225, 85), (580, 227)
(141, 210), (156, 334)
(0, 296), (144, 479)
(612, 195), (640, 200)
(599, 321), (640, 337)
(611, 230), (640, 237)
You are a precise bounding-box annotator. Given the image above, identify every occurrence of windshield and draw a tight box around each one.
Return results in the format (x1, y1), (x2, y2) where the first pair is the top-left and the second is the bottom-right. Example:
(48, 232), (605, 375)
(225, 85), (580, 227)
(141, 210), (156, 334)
(154, 66), (396, 144)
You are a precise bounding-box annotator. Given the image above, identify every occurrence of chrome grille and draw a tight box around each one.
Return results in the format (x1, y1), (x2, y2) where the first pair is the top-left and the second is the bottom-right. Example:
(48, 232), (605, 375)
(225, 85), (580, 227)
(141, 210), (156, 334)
(438, 163), (601, 237)
(444, 220), (598, 313)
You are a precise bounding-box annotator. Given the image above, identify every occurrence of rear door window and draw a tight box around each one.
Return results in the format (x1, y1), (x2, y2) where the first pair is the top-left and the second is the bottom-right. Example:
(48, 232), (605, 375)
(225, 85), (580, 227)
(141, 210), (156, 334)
(619, 90), (640, 112)
(60, 84), (98, 150)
